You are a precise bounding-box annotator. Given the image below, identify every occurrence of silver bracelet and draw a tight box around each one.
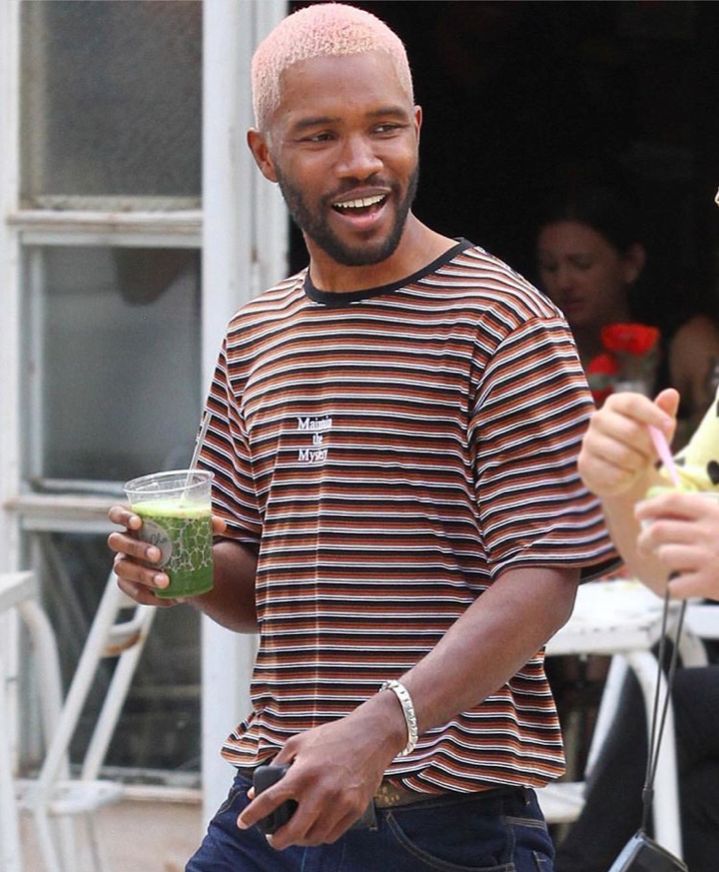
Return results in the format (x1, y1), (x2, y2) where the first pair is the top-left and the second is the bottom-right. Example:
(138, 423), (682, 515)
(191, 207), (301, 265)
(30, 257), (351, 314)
(381, 679), (419, 756)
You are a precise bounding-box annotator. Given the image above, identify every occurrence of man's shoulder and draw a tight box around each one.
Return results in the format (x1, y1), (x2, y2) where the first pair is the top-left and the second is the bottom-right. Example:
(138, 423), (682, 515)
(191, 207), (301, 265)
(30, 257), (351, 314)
(436, 241), (563, 321)
(228, 269), (306, 328)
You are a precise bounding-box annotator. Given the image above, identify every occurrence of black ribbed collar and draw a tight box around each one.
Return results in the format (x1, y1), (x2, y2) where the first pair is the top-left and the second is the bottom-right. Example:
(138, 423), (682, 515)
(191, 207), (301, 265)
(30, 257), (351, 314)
(303, 238), (474, 308)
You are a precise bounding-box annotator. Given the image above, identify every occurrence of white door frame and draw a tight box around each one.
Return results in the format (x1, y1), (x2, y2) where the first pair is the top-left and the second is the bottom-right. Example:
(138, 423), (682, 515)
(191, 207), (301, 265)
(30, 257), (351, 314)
(201, 0), (287, 821)
(0, 0), (288, 818)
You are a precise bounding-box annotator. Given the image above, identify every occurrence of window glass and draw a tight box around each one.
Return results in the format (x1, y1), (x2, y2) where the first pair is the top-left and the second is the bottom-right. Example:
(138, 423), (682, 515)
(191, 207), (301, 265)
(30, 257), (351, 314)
(23, 246), (202, 488)
(20, 0), (202, 208)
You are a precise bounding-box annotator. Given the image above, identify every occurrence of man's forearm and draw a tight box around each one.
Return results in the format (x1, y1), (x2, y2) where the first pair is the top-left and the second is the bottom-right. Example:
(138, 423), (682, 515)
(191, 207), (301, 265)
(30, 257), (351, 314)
(397, 566), (579, 734)
(189, 537), (258, 632)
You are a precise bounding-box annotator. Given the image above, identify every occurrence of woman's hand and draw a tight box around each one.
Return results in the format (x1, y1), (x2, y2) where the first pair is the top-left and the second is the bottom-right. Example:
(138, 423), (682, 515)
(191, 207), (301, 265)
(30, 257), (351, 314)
(577, 388), (678, 498)
(636, 490), (719, 600)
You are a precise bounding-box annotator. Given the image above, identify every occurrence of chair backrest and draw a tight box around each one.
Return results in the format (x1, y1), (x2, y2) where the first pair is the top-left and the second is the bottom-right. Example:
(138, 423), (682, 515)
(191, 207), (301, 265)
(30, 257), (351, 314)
(37, 572), (156, 790)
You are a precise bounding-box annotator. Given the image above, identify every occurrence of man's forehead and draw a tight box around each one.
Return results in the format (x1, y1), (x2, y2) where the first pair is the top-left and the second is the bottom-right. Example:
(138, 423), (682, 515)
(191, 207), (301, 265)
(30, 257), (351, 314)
(276, 52), (412, 117)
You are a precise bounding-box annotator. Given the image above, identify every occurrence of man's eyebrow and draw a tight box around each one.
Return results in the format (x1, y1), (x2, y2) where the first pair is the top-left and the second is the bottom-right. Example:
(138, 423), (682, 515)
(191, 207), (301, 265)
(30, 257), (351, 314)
(366, 105), (412, 119)
(289, 105), (412, 133)
(290, 115), (341, 133)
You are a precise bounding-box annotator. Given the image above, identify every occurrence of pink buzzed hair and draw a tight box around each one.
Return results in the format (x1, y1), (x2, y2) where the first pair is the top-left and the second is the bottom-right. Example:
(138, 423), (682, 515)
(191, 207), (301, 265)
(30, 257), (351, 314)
(251, 2), (414, 131)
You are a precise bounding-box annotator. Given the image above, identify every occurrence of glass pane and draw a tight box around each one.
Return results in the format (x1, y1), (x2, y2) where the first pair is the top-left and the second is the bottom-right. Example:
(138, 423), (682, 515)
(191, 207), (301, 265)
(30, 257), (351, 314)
(23, 246), (202, 488)
(20, 0), (202, 208)
(21, 531), (200, 777)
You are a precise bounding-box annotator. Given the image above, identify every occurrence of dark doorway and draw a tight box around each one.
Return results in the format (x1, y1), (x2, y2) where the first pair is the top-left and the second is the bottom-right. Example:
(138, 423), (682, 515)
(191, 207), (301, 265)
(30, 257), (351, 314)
(287, 1), (719, 334)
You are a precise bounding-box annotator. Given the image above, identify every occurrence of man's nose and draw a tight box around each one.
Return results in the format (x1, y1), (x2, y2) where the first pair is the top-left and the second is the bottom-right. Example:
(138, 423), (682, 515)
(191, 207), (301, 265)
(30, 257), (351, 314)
(335, 134), (383, 179)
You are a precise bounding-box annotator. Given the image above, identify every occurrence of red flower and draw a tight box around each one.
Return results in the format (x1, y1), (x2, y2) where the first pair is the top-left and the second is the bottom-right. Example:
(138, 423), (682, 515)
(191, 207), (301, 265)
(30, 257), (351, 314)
(601, 323), (660, 357)
(586, 352), (620, 377)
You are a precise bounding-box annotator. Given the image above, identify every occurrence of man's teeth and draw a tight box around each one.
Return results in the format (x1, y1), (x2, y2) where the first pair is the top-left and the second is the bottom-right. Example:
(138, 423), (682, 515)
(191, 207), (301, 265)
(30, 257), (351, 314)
(334, 194), (385, 210)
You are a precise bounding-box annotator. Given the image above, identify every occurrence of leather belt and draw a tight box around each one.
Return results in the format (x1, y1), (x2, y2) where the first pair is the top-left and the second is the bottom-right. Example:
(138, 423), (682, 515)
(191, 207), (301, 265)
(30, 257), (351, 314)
(373, 779), (450, 809)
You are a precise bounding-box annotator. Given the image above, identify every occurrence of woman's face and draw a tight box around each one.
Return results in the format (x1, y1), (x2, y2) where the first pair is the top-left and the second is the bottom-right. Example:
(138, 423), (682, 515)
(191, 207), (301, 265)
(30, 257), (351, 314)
(536, 220), (643, 332)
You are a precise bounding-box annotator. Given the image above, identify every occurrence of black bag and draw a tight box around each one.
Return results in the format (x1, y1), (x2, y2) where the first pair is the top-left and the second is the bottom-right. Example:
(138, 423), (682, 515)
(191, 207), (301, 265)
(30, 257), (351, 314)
(607, 591), (689, 872)
(608, 832), (688, 872)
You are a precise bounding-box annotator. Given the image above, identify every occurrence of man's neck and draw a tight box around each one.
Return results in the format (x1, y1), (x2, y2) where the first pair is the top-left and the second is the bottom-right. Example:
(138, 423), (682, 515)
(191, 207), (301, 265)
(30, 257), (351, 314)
(306, 216), (457, 293)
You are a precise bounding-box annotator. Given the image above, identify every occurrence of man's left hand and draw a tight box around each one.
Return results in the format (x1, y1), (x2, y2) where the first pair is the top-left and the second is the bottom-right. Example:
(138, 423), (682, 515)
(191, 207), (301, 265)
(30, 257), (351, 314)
(237, 692), (406, 848)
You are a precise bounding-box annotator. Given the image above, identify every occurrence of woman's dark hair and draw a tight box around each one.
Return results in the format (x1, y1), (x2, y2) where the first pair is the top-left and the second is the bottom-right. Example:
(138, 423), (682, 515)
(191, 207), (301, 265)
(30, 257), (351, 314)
(536, 158), (645, 255)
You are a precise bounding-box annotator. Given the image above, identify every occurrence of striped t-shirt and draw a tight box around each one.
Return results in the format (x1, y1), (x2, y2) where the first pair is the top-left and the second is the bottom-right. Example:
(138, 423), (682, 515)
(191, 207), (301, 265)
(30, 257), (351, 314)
(199, 239), (616, 792)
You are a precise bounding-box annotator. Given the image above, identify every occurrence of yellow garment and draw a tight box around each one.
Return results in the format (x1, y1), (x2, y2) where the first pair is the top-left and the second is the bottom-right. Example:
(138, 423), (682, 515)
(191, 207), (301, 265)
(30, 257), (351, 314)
(663, 387), (719, 491)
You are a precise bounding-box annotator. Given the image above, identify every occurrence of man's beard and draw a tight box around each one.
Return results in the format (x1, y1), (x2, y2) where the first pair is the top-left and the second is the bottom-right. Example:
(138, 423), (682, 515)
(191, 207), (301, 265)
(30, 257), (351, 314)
(276, 167), (419, 267)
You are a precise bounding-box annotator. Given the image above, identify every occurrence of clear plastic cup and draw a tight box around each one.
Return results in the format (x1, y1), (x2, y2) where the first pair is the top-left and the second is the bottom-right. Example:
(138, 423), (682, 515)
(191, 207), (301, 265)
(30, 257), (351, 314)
(124, 469), (214, 598)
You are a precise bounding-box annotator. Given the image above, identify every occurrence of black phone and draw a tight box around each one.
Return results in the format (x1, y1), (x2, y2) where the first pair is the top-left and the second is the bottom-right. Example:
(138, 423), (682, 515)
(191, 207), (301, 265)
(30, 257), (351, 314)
(252, 763), (298, 835)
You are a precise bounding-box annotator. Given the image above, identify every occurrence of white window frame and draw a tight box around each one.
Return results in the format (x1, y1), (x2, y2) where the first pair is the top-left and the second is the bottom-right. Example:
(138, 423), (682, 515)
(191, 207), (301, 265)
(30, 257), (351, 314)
(0, 0), (287, 816)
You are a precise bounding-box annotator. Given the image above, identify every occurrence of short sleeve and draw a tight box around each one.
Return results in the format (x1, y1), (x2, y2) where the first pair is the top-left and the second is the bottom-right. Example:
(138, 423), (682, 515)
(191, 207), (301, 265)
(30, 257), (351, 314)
(197, 336), (262, 545)
(470, 316), (618, 579)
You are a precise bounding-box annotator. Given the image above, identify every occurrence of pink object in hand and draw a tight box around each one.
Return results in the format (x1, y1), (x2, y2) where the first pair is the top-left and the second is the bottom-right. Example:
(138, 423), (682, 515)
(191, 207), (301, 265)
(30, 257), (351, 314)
(648, 425), (681, 488)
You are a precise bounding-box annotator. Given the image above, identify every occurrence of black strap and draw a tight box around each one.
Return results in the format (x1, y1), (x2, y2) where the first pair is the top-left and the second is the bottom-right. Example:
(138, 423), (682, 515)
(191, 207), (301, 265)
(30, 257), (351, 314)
(639, 587), (687, 833)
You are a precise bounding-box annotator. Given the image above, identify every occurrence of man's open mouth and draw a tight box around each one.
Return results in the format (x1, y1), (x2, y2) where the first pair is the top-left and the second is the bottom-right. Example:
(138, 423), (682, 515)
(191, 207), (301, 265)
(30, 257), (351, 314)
(332, 194), (388, 215)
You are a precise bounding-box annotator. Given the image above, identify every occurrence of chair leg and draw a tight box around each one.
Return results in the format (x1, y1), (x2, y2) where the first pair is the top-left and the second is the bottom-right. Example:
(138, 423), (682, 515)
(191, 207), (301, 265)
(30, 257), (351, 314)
(34, 807), (63, 872)
(83, 810), (110, 872)
(627, 649), (683, 858)
(55, 815), (78, 872)
(0, 710), (23, 872)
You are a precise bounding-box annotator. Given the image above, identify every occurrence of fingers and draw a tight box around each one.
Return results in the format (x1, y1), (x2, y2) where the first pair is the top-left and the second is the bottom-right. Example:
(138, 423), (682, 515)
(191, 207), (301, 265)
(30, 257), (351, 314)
(305, 807), (363, 846)
(653, 387), (681, 421)
(247, 789), (359, 850)
(602, 391), (675, 433)
(578, 392), (677, 497)
(237, 780), (295, 835)
(108, 504), (143, 531)
(237, 763), (365, 850)
(211, 515), (227, 535)
(637, 491), (719, 524)
(668, 573), (719, 601)
(112, 548), (169, 589)
(108, 529), (163, 566)
(578, 426), (650, 496)
(107, 503), (171, 600)
(114, 568), (176, 607)
(635, 493), (719, 600)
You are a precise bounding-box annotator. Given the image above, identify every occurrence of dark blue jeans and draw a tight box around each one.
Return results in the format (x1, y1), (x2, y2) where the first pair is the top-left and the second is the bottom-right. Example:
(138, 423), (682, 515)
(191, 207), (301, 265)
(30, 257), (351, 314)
(186, 771), (554, 871)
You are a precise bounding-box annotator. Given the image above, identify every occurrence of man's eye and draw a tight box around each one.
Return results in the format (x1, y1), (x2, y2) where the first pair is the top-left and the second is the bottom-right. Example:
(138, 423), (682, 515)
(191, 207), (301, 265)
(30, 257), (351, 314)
(374, 124), (401, 135)
(300, 132), (333, 143)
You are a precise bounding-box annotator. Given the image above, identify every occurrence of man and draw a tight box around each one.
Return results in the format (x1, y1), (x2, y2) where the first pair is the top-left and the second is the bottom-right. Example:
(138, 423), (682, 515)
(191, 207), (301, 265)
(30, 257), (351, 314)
(108, 5), (616, 870)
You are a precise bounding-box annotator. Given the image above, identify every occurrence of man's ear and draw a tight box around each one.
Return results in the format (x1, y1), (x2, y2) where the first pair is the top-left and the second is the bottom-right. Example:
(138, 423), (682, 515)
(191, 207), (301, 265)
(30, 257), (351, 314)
(247, 129), (278, 183)
(414, 105), (422, 145)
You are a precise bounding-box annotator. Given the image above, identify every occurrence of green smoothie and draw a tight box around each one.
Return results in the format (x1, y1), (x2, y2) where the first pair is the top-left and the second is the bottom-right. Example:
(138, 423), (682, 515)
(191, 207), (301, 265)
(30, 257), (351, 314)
(135, 499), (213, 598)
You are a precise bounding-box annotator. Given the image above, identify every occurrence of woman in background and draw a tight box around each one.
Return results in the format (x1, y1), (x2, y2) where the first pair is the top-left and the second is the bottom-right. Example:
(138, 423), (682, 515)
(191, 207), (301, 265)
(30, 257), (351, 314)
(535, 161), (719, 444)
(535, 166), (719, 869)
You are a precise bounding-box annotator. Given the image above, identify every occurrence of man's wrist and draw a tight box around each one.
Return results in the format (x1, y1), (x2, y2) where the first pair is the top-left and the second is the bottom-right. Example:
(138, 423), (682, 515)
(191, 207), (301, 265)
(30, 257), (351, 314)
(380, 680), (419, 756)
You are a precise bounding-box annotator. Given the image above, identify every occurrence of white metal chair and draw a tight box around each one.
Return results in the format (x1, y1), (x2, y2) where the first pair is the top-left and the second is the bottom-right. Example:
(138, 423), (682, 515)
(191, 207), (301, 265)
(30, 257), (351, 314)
(536, 653), (634, 824)
(1, 665), (24, 872)
(6, 570), (156, 872)
(1, 570), (63, 872)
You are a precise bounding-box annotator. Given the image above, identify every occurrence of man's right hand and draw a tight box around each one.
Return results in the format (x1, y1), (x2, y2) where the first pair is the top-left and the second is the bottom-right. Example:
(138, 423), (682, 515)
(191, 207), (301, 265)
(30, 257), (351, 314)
(107, 505), (226, 607)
